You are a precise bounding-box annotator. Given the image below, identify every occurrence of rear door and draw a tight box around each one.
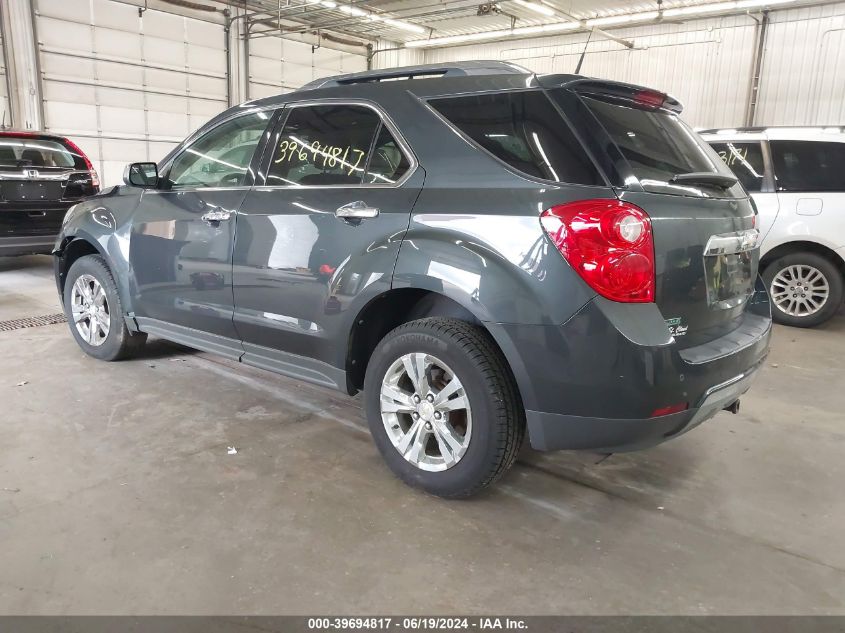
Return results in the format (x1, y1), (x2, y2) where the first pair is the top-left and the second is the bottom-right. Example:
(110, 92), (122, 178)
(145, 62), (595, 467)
(768, 139), (845, 250)
(557, 84), (760, 348)
(232, 101), (422, 378)
(0, 133), (94, 238)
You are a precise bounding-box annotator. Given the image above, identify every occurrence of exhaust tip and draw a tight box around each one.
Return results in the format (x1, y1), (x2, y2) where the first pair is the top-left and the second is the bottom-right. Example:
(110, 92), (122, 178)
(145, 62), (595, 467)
(723, 399), (741, 415)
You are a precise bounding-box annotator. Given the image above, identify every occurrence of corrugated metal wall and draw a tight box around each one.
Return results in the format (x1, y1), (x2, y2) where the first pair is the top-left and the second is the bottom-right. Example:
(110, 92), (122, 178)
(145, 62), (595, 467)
(35, 0), (229, 186)
(0, 3), (9, 128)
(248, 36), (367, 100)
(756, 3), (845, 124)
(392, 2), (845, 128)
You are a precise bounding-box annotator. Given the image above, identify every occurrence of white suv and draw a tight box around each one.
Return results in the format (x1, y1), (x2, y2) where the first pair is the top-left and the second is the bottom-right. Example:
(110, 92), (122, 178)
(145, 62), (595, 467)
(702, 127), (845, 327)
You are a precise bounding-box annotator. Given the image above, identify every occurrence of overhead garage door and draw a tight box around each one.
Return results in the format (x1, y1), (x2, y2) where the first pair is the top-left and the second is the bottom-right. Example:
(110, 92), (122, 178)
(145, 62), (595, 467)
(248, 36), (367, 99)
(35, 0), (228, 186)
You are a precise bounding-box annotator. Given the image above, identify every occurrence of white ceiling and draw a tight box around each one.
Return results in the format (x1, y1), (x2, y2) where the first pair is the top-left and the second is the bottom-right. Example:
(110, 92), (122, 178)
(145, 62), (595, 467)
(237, 0), (814, 44)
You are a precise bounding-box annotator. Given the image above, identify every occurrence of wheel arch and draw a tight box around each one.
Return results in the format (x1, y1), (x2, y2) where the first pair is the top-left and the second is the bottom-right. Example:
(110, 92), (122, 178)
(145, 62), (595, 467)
(345, 288), (531, 411)
(55, 234), (133, 319)
(760, 240), (845, 279)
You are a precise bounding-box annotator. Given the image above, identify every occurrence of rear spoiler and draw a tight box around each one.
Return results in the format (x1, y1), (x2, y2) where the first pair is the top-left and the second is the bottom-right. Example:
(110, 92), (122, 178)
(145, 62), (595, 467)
(538, 75), (683, 114)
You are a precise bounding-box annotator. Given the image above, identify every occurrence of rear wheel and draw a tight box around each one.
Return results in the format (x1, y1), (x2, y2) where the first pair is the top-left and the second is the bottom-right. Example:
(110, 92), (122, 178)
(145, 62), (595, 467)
(762, 252), (843, 327)
(63, 254), (147, 360)
(364, 317), (524, 498)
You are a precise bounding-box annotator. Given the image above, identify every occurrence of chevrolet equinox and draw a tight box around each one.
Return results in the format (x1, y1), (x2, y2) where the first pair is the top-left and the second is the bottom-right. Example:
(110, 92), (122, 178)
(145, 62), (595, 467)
(54, 62), (772, 497)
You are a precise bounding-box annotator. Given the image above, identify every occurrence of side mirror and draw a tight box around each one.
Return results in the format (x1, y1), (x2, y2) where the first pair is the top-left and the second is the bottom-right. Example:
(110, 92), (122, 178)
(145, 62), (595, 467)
(124, 162), (159, 188)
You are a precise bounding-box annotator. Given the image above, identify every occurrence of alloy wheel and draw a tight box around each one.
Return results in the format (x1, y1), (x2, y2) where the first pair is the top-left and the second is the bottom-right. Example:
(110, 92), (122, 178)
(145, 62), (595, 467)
(70, 274), (110, 347)
(770, 264), (830, 317)
(379, 352), (472, 472)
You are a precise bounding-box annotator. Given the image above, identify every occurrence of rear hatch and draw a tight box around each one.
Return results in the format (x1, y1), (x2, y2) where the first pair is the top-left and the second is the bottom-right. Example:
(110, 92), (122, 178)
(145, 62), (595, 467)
(0, 133), (98, 236)
(549, 81), (759, 349)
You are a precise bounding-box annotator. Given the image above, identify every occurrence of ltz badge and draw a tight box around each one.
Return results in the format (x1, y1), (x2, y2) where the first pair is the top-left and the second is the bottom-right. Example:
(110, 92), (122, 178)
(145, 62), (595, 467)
(665, 317), (689, 337)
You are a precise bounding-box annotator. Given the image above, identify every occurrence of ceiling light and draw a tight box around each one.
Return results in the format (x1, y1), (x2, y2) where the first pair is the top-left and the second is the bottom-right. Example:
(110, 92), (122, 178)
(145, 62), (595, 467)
(330, 3), (425, 33)
(513, 0), (556, 17)
(405, 21), (578, 47)
(383, 17), (426, 34)
(586, 11), (659, 27)
(664, 0), (797, 17)
(339, 4), (367, 16)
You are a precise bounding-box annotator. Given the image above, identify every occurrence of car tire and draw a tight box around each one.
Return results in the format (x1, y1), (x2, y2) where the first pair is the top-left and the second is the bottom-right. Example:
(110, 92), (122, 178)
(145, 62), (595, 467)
(762, 252), (843, 328)
(63, 254), (147, 361)
(364, 317), (525, 498)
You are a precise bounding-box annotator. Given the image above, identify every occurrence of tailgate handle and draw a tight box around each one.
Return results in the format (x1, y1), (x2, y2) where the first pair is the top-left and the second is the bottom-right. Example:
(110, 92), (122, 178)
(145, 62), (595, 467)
(704, 229), (759, 256)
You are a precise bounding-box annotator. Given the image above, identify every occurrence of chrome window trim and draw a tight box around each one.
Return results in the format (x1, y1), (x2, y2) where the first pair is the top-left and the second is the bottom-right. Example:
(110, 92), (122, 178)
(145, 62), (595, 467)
(253, 98), (419, 191)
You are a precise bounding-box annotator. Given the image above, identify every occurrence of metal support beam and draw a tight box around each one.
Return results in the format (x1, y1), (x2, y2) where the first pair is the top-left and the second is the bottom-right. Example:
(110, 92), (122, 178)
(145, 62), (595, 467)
(0, 0), (43, 130)
(745, 11), (769, 127)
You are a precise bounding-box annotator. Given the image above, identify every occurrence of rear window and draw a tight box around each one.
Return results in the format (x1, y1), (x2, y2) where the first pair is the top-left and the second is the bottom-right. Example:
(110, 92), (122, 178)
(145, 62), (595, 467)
(428, 90), (602, 185)
(580, 95), (736, 195)
(770, 140), (845, 192)
(0, 135), (87, 170)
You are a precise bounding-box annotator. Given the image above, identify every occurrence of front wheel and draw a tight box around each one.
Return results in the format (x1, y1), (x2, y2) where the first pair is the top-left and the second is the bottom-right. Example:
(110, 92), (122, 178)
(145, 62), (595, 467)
(364, 318), (525, 498)
(63, 254), (147, 360)
(762, 252), (843, 327)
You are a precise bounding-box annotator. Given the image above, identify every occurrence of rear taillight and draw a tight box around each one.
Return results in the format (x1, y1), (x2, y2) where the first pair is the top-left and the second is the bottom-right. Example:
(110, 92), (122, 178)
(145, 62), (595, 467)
(540, 199), (655, 303)
(62, 137), (100, 189)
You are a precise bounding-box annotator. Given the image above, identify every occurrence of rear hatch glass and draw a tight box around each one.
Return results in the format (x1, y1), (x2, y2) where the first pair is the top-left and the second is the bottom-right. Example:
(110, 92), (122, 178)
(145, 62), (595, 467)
(561, 86), (759, 347)
(579, 94), (744, 199)
(0, 135), (88, 203)
(0, 135), (87, 170)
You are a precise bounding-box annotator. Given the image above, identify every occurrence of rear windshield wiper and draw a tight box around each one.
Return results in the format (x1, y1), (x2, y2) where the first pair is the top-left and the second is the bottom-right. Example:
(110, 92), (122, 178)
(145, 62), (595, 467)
(670, 172), (738, 189)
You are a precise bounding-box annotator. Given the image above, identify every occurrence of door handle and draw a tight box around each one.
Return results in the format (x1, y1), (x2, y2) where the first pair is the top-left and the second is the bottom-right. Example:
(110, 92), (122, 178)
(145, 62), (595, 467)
(201, 209), (231, 224)
(335, 201), (379, 220)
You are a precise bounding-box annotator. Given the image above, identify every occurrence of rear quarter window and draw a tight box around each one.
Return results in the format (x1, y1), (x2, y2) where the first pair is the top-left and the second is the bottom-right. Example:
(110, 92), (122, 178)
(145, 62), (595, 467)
(770, 140), (845, 192)
(428, 90), (603, 186)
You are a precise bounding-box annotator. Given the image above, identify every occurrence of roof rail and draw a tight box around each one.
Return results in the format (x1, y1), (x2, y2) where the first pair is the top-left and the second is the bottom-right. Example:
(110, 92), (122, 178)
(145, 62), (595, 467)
(299, 61), (531, 91)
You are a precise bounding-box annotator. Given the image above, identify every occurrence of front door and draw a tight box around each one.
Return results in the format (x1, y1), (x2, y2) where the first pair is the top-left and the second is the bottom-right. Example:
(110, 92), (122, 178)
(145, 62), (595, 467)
(129, 110), (275, 349)
(233, 102), (422, 384)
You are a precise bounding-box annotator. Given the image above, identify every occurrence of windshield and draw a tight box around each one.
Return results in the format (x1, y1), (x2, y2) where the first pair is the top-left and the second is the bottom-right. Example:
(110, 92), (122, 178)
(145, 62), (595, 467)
(578, 94), (742, 197)
(0, 136), (86, 170)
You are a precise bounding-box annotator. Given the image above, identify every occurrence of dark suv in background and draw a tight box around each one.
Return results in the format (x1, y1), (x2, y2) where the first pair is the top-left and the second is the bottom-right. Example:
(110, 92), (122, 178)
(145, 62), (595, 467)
(53, 62), (771, 498)
(0, 131), (100, 256)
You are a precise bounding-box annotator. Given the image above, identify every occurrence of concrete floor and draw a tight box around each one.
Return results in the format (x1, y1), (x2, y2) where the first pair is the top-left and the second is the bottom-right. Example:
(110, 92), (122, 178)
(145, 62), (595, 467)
(1, 254), (843, 615)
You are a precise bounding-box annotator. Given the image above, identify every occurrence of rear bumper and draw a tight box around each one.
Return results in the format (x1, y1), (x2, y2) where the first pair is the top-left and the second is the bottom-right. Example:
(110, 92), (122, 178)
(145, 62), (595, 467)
(487, 279), (772, 452)
(0, 234), (57, 256)
(526, 360), (763, 452)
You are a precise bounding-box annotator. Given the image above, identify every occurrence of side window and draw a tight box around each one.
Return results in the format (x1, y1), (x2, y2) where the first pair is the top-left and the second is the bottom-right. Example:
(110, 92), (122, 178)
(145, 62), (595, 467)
(267, 105), (381, 186)
(166, 111), (271, 189)
(770, 140), (845, 192)
(709, 141), (765, 192)
(366, 125), (410, 184)
(428, 90), (602, 185)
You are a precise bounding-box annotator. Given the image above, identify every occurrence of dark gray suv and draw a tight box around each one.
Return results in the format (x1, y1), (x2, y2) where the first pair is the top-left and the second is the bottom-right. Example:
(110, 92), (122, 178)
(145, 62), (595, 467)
(54, 62), (771, 498)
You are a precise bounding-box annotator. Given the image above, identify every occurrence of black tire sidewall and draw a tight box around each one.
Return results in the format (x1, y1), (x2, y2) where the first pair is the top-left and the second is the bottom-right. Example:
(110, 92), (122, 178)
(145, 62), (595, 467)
(364, 327), (504, 497)
(763, 252), (843, 327)
(63, 255), (130, 361)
